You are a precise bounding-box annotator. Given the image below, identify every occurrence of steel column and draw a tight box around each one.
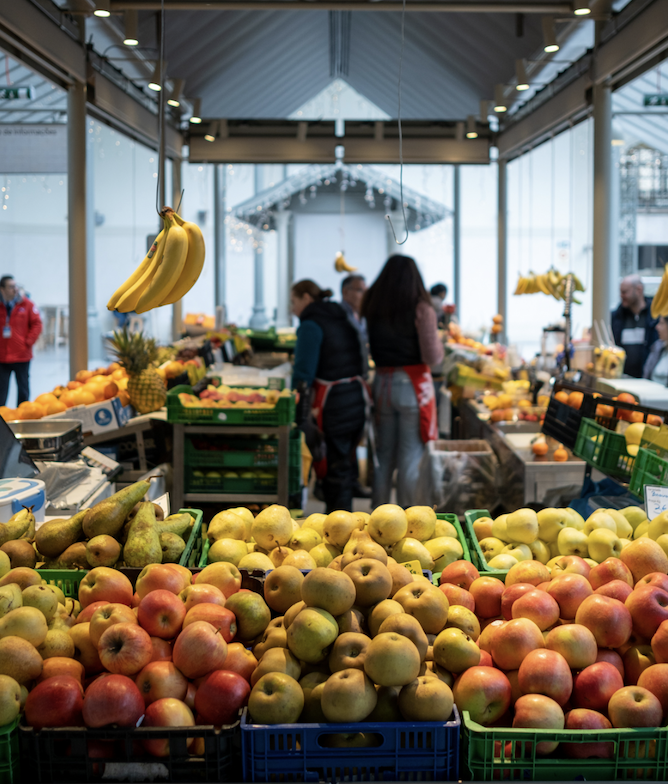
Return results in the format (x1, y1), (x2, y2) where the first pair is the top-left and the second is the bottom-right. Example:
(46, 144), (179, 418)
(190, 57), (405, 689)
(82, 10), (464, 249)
(68, 81), (88, 379)
(214, 164), (227, 311)
(497, 159), (508, 340)
(453, 164), (461, 317)
(592, 81), (613, 332)
(249, 165), (268, 329)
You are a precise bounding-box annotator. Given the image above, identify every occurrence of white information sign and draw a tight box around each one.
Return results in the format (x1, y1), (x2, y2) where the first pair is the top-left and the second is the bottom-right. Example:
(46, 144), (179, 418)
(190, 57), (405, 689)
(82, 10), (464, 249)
(0, 125), (67, 173)
(644, 484), (668, 520)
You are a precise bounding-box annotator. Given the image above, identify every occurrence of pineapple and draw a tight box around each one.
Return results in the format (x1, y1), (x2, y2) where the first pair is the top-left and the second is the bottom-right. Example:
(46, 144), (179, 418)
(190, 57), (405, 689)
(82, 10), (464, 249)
(110, 329), (166, 414)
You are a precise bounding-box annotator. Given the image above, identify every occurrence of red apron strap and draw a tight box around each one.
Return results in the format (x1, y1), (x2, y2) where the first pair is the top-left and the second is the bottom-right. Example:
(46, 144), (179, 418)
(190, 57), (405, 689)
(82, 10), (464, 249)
(401, 363), (438, 443)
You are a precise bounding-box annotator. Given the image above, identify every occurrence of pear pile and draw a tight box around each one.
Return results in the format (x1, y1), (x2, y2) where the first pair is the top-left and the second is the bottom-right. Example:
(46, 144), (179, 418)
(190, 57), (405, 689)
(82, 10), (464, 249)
(474, 506), (650, 570)
(2, 482), (196, 573)
(206, 503), (464, 574)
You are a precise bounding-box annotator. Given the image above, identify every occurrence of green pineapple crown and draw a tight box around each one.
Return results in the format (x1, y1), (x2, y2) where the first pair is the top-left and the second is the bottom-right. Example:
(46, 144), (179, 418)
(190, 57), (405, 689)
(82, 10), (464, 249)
(111, 329), (159, 375)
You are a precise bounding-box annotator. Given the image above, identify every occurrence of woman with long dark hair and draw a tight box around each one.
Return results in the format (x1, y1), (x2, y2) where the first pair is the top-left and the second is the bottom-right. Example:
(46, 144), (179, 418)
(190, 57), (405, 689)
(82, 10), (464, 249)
(362, 255), (444, 507)
(291, 279), (367, 512)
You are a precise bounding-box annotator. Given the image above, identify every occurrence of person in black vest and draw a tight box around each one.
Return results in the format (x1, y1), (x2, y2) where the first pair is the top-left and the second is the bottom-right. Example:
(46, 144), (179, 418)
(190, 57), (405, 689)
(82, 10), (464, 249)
(611, 275), (657, 378)
(291, 279), (367, 513)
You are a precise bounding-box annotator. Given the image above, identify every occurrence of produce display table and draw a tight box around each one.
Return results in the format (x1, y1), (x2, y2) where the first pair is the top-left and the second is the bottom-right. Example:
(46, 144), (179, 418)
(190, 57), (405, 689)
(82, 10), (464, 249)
(171, 422), (292, 509)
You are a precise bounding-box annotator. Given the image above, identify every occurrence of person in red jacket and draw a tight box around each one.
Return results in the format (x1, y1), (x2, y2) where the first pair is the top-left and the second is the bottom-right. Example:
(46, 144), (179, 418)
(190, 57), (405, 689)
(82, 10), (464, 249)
(0, 276), (43, 406)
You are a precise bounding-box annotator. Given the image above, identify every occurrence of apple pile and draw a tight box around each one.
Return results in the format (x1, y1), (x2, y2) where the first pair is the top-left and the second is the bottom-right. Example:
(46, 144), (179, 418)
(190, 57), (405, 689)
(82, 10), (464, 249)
(474, 505), (650, 571)
(0, 560), (270, 760)
(206, 503), (464, 575)
(437, 536), (668, 758)
(178, 386), (292, 410)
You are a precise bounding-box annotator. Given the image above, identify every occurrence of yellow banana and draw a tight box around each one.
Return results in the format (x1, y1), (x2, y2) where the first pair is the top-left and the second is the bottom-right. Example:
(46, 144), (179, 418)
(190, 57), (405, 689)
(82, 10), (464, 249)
(334, 251), (357, 273)
(135, 211), (188, 314)
(651, 264), (668, 318)
(159, 212), (206, 306)
(107, 226), (166, 310)
(115, 222), (168, 313)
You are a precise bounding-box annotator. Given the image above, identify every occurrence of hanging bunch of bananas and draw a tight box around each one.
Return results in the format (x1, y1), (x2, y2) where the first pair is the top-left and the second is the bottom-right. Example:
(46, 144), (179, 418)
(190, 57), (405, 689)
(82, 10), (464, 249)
(514, 267), (585, 303)
(334, 251), (357, 273)
(651, 264), (668, 318)
(108, 208), (205, 314)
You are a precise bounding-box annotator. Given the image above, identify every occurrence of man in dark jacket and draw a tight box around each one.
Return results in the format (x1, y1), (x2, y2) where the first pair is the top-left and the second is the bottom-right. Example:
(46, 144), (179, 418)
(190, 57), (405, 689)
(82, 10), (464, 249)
(611, 275), (657, 378)
(0, 276), (43, 406)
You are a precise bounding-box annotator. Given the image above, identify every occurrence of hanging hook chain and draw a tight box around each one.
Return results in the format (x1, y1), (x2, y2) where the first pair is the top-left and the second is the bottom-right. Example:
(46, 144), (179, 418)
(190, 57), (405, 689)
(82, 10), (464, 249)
(155, 0), (166, 217)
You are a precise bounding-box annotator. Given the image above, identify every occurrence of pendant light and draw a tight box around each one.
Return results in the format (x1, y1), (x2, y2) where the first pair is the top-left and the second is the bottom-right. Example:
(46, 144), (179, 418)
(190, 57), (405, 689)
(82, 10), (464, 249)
(148, 60), (166, 92)
(542, 17), (560, 53)
(189, 98), (202, 124)
(573, 1), (591, 15)
(93, 1), (111, 18)
(167, 79), (184, 108)
(123, 11), (139, 46)
(494, 84), (507, 113)
(516, 60), (530, 91)
(466, 116), (478, 139)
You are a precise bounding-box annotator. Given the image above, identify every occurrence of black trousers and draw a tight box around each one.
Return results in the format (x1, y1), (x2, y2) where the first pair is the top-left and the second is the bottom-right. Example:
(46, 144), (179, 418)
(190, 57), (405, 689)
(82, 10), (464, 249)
(0, 362), (30, 407)
(323, 428), (364, 513)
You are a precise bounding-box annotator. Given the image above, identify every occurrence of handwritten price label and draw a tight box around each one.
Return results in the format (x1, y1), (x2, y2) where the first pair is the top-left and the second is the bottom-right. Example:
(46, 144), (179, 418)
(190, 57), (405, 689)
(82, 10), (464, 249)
(644, 485), (668, 521)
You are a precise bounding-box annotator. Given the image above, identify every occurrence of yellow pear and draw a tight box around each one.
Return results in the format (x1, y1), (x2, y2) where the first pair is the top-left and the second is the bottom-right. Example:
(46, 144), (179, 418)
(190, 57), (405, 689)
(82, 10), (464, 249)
(282, 551), (317, 570)
(368, 505), (408, 546)
(0, 606), (48, 647)
(208, 538), (248, 566)
(391, 538), (435, 571)
(309, 543), (341, 568)
(323, 511), (358, 549)
(491, 515), (510, 543)
(302, 514), (327, 538)
(424, 537), (464, 572)
(290, 528), (322, 552)
(237, 552), (274, 571)
(227, 507), (254, 539)
(208, 510), (248, 543)
(434, 518), (458, 539)
(505, 509), (539, 544)
(405, 507), (437, 542)
(251, 505), (293, 550)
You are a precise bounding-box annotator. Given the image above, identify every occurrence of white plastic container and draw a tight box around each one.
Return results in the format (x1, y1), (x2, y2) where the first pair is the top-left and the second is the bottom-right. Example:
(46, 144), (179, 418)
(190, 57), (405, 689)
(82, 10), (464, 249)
(0, 477), (46, 523)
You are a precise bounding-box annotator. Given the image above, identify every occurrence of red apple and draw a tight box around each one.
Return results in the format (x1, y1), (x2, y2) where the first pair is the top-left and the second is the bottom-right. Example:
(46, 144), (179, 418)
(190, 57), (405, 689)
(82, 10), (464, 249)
(469, 577), (504, 619)
(596, 648), (625, 679)
(179, 583), (227, 612)
(439, 560), (480, 590)
(546, 574), (593, 620)
(79, 567), (133, 608)
(479, 650), (493, 667)
(505, 561), (551, 587)
(438, 583), (475, 612)
(637, 663), (668, 716)
(595, 580), (633, 603)
(635, 572), (668, 593)
(478, 619), (506, 653)
(517, 649), (573, 706)
(620, 538), (668, 583)
(76, 601), (109, 624)
(652, 619), (668, 663)
(452, 666), (511, 725)
(574, 594), (632, 649)
(82, 674), (145, 727)
(184, 682), (196, 711)
(132, 592), (141, 609)
(572, 662), (623, 711)
(491, 618), (545, 671)
(544, 624), (597, 670)
(137, 590), (187, 639)
(588, 557), (633, 590)
(608, 685), (663, 728)
(501, 584), (536, 621)
(142, 698), (195, 756)
(136, 564), (186, 599)
(98, 622), (153, 676)
(505, 668), (522, 706)
(182, 604), (237, 642)
(135, 660), (188, 705)
(25, 676), (83, 729)
(195, 669), (250, 725)
(70, 622), (104, 675)
(511, 590), (560, 631)
(150, 637), (172, 662)
(549, 555), (591, 579)
(626, 585), (668, 640)
(562, 709), (613, 758)
(223, 642), (258, 682)
(512, 694), (564, 754)
(197, 562), (242, 598)
(622, 645), (655, 685)
(172, 621), (228, 679)
(89, 603), (137, 647)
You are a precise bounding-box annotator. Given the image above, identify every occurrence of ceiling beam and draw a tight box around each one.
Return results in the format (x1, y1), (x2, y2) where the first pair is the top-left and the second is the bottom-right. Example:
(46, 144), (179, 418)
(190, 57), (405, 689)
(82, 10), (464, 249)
(112, 1), (573, 12)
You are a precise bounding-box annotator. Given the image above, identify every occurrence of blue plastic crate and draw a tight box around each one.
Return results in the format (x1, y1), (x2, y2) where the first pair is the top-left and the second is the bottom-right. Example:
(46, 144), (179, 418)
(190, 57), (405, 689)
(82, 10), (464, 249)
(241, 705), (460, 782)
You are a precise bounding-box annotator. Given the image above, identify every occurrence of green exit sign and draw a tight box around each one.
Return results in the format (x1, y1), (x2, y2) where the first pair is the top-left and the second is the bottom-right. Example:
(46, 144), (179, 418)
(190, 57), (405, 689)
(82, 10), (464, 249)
(0, 87), (34, 100)
(644, 94), (668, 107)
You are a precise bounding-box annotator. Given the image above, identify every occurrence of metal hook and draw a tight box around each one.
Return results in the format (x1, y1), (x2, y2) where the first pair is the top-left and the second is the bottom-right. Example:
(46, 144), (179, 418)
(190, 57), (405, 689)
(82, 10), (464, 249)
(175, 188), (184, 214)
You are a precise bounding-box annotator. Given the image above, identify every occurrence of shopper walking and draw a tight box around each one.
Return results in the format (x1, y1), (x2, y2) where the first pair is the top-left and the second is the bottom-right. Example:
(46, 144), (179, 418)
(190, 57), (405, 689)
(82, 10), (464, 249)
(363, 255), (444, 507)
(0, 276), (42, 407)
(643, 316), (668, 385)
(291, 279), (367, 513)
(611, 275), (657, 378)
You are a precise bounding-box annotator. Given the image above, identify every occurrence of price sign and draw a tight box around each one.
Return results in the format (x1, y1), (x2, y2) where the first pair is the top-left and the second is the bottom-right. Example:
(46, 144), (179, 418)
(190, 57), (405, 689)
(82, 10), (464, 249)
(644, 485), (668, 520)
(153, 493), (171, 517)
(402, 559), (424, 576)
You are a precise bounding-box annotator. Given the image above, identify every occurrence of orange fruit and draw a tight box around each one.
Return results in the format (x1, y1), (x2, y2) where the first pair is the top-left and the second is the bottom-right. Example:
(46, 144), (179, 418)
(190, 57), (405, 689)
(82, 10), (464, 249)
(532, 441), (548, 456)
(567, 391), (584, 410)
(67, 380), (82, 390)
(104, 382), (119, 400)
(17, 401), (45, 420)
(44, 399), (67, 415)
(59, 390), (76, 407)
(596, 404), (614, 419)
(554, 390), (570, 405)
(553, 446), (568, 462)
(111, 368), (126, 381)
(75, 370), (94, 383)
(35, 393), (58, 408)
(0, 406), (16, 422)
(629, 411), (645, 423)
(107, 362), (121, 373)
(72, 389), (96, 406)
(648, 415), (664, 427)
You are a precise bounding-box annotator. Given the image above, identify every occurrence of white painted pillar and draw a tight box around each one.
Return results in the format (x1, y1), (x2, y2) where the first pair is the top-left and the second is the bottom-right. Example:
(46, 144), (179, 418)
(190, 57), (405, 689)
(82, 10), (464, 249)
(68, 82), (88, 379)
(498, 159), (508, 341)
(592, 81), (613, 331)
(275, 209), (292, 327)
(249, 165), (268, 329)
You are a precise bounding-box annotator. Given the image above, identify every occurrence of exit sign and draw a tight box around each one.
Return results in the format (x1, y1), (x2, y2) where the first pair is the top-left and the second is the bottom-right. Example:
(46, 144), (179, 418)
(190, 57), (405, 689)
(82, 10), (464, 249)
(644, 94), (668, 107)
(0, 87), (34, 100)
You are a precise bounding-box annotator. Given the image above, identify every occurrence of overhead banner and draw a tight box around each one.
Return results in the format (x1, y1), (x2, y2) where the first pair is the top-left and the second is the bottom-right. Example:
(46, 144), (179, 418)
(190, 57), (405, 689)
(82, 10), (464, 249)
(0, 124), (67, 173)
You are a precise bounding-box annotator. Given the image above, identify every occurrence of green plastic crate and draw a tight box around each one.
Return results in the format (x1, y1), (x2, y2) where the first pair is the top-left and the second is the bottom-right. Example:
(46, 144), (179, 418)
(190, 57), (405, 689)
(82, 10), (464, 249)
(37, 569), (88, 598)
(463, 509), (508, 580)
(186, 467), (301, 496)
(167, 384), (296, 426)
(184, 430), (302, 469)
(436, 512), (472, 566)
(0, 718), (19, 784)
(574, 417), (635, 481)
(629, 446), (668, 499)
(463, 709), (668, 781)
(178, 507), (203, 567)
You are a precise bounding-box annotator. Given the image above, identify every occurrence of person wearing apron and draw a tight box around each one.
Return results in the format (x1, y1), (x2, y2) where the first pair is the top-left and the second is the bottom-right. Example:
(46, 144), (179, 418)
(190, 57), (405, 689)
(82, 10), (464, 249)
(362, 255), (444, 508)
(291, 280), (367, 513)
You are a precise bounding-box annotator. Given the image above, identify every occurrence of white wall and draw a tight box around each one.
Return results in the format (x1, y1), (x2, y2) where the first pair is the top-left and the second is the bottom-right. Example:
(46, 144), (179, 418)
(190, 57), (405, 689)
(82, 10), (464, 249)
(637, 214), (668, 245)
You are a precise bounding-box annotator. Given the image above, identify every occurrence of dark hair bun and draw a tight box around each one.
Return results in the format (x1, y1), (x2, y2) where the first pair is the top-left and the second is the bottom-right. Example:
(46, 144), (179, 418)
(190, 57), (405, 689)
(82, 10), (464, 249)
(320, 288), (333, 299)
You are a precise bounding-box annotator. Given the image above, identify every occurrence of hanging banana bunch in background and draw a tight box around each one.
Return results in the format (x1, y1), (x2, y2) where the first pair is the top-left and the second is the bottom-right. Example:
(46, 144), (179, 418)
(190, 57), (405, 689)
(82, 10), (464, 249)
(651, 264), (668, 318)
(514, 268), (585, 303)
(108, 208), (205, 314)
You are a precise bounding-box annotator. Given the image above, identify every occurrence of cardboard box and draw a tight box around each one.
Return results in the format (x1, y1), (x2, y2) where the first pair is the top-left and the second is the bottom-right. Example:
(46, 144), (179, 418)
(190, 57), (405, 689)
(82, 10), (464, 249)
(43, 398), (134, 435)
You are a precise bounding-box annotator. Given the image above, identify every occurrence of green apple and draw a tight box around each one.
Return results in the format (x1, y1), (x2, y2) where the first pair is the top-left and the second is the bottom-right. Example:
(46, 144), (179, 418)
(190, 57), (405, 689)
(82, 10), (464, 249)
(486, 554), (518, 570)
(557, 527), (589, 557)
(587, 528), (622, 562)
(583, 511), (617, 537)
(648, 511), (668, 541)
(286, 607), (338, 663)
(478, 537), (505, 561)
(634, 521), (650, 539)
(528, 539), (551, 564)
(424, 537), (464, 572)
(537, 508), (571, 543)
(604, 509), (633, 539)
(391, 538), (435, 570)
(619, 506), (648, 531)
(506, 508), (539, 544)
(491, 515), (510, 543)
(501, 543), (533, 562)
